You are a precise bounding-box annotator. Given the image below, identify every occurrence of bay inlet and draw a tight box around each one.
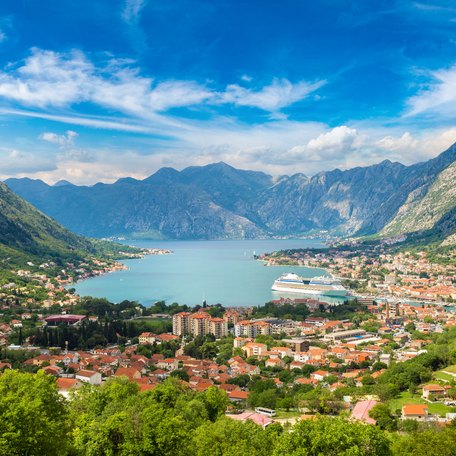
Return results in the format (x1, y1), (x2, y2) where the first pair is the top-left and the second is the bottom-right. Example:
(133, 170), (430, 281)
(72, 239), (338, 307)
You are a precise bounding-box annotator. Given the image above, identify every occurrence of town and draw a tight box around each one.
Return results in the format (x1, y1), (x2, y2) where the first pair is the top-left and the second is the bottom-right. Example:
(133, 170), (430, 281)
(259, 245), (456, 304)
(2, 278), (456, 432)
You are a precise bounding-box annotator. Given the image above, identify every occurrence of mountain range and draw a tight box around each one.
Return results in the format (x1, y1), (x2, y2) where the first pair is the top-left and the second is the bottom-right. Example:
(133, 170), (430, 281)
(4, 142), (456, 243)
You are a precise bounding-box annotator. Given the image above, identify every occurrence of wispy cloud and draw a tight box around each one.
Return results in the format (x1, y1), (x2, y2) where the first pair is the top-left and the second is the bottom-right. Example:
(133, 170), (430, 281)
(0, 47), (455, 184)
(40, 130), (78, 147)
(122, 0), (146, 24)
(406, 64), (456, 118)
(220, 78), (325, 112)
(0, 108), (166, 134)
(0, 48), (324, 120)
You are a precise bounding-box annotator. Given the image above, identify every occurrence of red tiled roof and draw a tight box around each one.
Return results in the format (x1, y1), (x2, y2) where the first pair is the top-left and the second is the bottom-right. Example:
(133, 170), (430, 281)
(228, 390), (249, 400)
(76, 369), (98, 378)
(56, 378), (79, 390)
(402, 404), (428, 415)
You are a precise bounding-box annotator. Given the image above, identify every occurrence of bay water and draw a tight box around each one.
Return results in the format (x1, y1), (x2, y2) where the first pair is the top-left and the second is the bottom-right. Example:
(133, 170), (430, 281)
(73, 239), (337, 307)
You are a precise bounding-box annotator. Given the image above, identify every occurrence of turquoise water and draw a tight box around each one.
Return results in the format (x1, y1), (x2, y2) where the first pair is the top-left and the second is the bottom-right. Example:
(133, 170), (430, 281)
(73, 239), (341, 307)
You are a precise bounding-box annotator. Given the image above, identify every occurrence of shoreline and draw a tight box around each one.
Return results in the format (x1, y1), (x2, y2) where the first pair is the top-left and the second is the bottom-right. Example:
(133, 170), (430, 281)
(65, 248), (173, 287)
(257, 258), (328, 272)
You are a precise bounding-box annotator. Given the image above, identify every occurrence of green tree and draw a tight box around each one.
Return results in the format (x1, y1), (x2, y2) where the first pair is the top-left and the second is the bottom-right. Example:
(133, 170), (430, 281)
(201, 387), (230, 421)
(273, 416), (391, 456)
(171, 369), (190, 382)
(248, 389), (278, 409)
(368, 403), (397, 431)
(392, 428), (456, 456)
(193, 417), (280, 456)
(0, 370), (70, 455)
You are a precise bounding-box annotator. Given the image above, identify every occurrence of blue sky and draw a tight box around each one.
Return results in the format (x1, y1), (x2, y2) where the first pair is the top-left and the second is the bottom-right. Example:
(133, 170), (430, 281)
(0, 0), (456, 184)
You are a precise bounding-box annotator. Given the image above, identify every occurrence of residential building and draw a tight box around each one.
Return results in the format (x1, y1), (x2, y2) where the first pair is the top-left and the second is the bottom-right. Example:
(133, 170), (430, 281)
(422, 384), (446, 399)
(234, 320), (271, 338)
(76, 369), (102, 385)
(207, 317), (228, 338)
(173, 311), (228, 338)
(401, 404), (429, 421)
(241, 342), (267, 358)
(139, 332), (156, 344)
(172, 312), (191, 336)
(350, 400), (378, 425)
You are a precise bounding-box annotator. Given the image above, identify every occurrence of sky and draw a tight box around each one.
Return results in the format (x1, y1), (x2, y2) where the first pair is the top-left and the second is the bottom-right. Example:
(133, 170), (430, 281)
(0, 0), (456, 184)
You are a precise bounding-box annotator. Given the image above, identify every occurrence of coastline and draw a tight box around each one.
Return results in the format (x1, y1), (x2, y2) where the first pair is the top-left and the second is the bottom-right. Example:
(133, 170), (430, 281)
(68, 238), (329, 307)
(65, 248), (173, 287)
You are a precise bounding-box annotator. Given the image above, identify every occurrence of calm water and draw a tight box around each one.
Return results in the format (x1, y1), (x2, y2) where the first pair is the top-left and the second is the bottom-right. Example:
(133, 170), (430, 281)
(73, 239), (341, 307)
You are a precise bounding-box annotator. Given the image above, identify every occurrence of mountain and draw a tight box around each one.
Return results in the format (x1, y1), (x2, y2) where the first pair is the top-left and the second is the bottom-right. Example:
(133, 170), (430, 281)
(254, 160), (409, 235)
(0, 181), (133, 268)
(6, 163), (268, 239)
(5, 144), (456, 241)
(359, 142), (456, 236)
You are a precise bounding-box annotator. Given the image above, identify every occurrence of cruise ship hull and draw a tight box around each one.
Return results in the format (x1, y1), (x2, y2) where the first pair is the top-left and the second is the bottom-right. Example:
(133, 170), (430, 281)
(272, 282), (350, 298)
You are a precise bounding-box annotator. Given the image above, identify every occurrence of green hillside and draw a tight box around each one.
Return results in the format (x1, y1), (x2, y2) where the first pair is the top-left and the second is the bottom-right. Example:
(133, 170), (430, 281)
(0, 181), (138, 269)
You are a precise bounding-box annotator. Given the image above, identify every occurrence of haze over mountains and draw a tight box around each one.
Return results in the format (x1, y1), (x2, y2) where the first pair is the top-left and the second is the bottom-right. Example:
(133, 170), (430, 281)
(5, 143), (456, 242)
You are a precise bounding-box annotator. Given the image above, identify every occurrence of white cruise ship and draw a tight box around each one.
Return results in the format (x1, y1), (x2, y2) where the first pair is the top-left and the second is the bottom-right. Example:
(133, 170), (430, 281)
(272, 273), (350, 297)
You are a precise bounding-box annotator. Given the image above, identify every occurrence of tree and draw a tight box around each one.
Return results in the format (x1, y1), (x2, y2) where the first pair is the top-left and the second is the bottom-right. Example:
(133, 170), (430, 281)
(273, 416), (391, 456)
(248, 389), (278, 409)
(0, 370), (70, 455)
(392, 428), (456, 456)
(201, 387), (230, 421)
(227, 374), (250, 388)
(277, 396), (294, 412)
(374, 383), (399, 401)
(193, 417), (280, 456)
(362, 374), (376, 386)
(369, 403), (397, 431)
(171, 369), (190, 382)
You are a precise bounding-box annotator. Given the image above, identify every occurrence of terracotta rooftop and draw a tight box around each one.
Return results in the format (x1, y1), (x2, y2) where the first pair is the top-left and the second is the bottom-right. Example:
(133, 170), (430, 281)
(402, 404), (428, 415)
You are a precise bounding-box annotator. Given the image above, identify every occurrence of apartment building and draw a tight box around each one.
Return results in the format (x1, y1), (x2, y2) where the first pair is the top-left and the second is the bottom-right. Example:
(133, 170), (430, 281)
(234, 320), (272, 338)
(173, 311), (228, 338)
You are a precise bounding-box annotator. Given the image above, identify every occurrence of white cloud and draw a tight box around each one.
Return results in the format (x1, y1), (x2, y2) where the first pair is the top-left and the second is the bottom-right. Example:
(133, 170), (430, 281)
(0, 48), (323, 119)
(1, 49), (455, 184)
(122, 0), (146, 24)
(220, 78), (325, 112)
(307, 126), (359, 152)
(282, 126), (360, 164)
(1, 108), (163, 134)
(39, 130), (78, 147)
(406, 64), (456, 117)
(6, 124), (456, 185)
(376, 131), (418, 152)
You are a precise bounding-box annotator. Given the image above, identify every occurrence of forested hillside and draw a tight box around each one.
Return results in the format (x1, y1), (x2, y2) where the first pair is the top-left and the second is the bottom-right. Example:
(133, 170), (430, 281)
(0, 181), (139, 268)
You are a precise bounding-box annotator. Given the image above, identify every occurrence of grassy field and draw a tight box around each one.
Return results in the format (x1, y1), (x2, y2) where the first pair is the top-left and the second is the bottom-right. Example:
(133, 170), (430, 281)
(434, 371), (455, 382)
(441, 365), (456, 374)
(428, 402), (456, 416)
(274, 410), (303, 419)
(388, 391), (456, 417)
